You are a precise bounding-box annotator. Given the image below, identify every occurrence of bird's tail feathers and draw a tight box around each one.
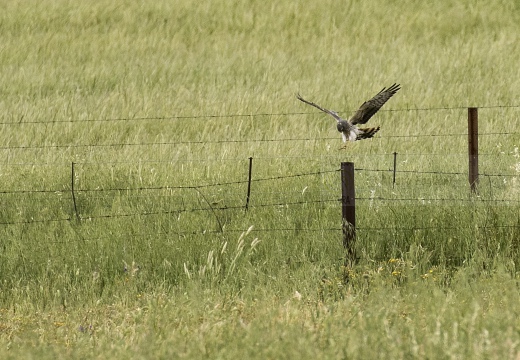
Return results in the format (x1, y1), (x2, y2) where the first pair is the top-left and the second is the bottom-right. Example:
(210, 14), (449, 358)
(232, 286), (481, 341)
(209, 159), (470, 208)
(356, 126), (380, 140)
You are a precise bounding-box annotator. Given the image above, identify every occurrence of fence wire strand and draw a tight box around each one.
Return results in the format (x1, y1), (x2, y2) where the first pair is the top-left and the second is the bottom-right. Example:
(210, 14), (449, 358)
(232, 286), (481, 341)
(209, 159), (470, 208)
(1, 104), (519, 125)
(1, 131), (519, 151)
(1, 166), (518, 195)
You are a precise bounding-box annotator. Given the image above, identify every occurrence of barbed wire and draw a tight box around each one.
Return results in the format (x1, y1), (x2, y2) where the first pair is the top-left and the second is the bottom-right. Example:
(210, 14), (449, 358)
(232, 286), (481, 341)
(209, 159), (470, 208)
(0, 169), (336, 195)
(0, 216), (72, 225)
(161, 223), (520, 233)
(356, 196), (520, 203)
(1, 104), (519, 125)
(0, 150), (517, 167)
(2, 190), (519, 226)
(1, 131), (519, 151)
(0, 189), (66, 194)
(358, 224), (520, 231)
(0, 198), (340, 225)
(1, 165), (517, 195)
(355, 167), (465, 176)
(75, 169), (337, 193)
(355, 168), (518, 177)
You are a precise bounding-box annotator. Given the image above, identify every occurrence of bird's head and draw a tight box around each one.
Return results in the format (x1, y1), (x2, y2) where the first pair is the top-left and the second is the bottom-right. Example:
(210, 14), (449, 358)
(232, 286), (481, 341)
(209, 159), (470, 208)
(336, 120), (350, 132)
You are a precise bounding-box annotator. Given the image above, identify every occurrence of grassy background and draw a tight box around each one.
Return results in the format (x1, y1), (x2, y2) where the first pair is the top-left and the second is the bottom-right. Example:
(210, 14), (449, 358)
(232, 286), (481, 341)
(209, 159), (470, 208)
(1, 0), (520, 358)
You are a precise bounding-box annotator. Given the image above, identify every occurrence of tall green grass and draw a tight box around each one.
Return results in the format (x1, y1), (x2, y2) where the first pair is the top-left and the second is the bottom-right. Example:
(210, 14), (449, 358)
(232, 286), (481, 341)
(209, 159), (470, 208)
(0, 0), (519, 358)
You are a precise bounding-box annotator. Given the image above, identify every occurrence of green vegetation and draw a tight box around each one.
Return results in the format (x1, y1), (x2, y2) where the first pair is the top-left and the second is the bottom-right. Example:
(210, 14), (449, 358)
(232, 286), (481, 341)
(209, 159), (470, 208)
(1, 0), (519, 358)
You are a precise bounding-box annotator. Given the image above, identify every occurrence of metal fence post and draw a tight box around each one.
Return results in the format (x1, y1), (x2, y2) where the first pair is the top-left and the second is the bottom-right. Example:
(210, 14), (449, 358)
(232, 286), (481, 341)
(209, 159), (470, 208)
(71, 162), (80, 221)
(392, 151), (397, 188)
(245, 157), (253, 211)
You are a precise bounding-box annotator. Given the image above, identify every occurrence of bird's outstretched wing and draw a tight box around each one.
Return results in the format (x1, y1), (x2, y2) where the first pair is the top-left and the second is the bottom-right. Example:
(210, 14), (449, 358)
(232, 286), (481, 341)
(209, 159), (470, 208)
(356, 126), (380, 140)
(296, 94), (342, 122)
(349, 83), (400, 125)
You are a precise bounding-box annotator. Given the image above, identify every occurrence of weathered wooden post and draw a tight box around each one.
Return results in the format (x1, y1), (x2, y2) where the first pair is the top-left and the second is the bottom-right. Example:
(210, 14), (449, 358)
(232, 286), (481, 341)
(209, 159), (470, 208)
(341, 162), (356, 264)
(468, 108), (479, 193)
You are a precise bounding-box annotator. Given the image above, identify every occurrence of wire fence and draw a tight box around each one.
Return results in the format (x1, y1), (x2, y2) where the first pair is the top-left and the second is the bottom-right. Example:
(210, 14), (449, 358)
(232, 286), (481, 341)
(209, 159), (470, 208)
(0, 166), (518, 226)
(1, 166), (517, 196)
(1, 104), (519, 157)
(1, 132), (518, 152)
(1, 106), (519, 249)
(1, 103), (520, 125)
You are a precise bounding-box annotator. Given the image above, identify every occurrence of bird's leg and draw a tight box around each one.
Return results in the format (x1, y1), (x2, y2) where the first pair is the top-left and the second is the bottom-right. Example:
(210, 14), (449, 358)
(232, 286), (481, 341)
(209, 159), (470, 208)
(338, 142), (348, 150)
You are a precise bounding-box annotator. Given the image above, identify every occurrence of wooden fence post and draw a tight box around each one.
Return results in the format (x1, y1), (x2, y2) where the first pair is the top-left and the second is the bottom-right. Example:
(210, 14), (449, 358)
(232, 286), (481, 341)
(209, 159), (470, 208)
(468, 108), (479, 192)
(341, 162), (356, 264)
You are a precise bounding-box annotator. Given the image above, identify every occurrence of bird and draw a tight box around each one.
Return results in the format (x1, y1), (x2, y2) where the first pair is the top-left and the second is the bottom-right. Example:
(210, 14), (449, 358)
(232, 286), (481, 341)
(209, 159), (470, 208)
(296, 83), (401, 147)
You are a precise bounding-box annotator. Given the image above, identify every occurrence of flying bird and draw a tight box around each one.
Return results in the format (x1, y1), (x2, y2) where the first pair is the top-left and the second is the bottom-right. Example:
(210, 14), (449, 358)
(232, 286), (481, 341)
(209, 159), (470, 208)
(297, 83), (400, 146)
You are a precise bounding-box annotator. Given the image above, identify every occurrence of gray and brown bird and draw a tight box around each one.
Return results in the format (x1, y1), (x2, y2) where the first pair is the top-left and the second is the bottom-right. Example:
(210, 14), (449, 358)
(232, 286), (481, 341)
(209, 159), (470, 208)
(297, 83), (400, 147)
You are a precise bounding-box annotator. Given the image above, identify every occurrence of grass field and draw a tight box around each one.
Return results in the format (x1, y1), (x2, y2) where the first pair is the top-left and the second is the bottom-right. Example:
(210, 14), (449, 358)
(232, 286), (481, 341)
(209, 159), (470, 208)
(1, 0), (520, 358)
